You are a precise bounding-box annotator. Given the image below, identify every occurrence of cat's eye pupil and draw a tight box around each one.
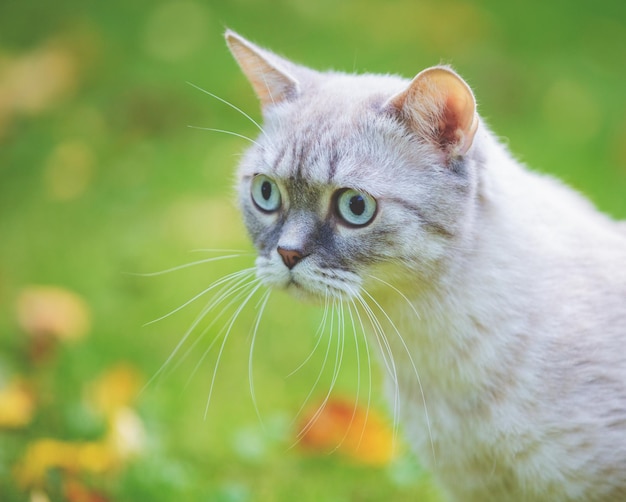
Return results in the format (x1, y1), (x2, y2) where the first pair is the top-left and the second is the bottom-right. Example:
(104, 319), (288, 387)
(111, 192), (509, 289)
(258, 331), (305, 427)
(261, 181), (272, 201)
(336, 188), (377, 227)
(251, 174), (281, 213)
(349, 195), (365, 216)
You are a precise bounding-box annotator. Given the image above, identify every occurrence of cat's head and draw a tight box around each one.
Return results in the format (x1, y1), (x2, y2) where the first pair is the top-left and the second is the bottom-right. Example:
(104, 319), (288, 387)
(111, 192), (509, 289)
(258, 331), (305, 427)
(226, 31), (480, 302)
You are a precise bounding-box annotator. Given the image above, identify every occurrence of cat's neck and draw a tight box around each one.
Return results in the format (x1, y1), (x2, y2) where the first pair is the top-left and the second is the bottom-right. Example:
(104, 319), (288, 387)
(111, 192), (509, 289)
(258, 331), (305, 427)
(370, 124), (621, 395)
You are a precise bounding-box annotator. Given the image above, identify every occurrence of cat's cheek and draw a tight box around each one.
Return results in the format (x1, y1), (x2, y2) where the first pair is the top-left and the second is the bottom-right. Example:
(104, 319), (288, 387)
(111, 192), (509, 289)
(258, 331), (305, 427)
(255, 256), (290, 289)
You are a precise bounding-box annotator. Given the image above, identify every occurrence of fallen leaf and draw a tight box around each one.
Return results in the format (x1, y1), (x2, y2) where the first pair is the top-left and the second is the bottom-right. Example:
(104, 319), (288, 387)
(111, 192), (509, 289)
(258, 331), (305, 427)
(0, 42), (77, 137)
(14, 439), (117, 488)
(0, 379), (35, 429)
(16, 285), (91, 359)
(88, 364), (143, 417)
(298, 398), (396, 466)
(64, 479), (110, 502)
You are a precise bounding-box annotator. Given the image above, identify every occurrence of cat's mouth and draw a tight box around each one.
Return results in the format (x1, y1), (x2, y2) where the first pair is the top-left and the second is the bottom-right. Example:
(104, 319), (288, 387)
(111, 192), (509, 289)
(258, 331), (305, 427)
(255, 256), (361, 302)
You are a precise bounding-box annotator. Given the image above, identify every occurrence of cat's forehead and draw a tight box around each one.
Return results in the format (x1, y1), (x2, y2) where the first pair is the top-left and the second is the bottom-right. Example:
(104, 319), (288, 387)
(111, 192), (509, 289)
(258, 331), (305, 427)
(258, 74), (409, 188)
(261, 121), (382, 190)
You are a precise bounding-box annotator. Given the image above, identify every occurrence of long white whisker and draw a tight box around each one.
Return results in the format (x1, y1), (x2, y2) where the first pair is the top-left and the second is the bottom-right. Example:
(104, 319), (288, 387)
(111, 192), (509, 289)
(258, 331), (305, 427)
(328, 300), (362, 454)
(141, 269), (256, 392)
(143, 267), (256, 326)
(182, 277), (262, 386)
(187, 126), (263, 148)
(361, 289), (436, 465)
(133, 254), (251, 277)
(287, 293), (330, 377)
(190, 248), (250, 254)
(179, 279), (260, 385)
(355, 293), (401, 447)
(296, 298), (346, 443)
(249, 289), (271, 427)
(261, 73), (277, 108)
(289, 292), (334, 428)
(186, 81), (266, 134)
(204, 281), (264, 419)
(348, 299), (373, 452)
(355, 294), (398, 388)
(367, 274), (421, 321)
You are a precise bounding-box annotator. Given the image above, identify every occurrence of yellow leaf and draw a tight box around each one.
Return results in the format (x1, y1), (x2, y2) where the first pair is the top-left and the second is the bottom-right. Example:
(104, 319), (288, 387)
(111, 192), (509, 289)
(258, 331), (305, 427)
(88, 364), (143, 417)
(0, 379), (35, 429)
(15, 439), (117, 488)
(0, 44), (76, 115)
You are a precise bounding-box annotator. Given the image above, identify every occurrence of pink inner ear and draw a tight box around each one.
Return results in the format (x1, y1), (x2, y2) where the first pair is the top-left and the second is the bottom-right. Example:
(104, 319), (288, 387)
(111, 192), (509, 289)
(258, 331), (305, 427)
(440, 89), (476, 153)
(389, 66), (478, 158)
(226, 31), (299, 108)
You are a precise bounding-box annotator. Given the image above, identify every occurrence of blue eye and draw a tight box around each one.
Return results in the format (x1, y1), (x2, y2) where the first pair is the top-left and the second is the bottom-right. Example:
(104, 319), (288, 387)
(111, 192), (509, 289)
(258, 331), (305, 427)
(251, 174), (281, 213)
(336, 189), (377, 226)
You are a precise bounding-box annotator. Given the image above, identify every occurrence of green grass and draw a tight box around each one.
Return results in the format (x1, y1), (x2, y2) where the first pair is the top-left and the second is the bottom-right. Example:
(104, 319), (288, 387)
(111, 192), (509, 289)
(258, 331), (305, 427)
(1, 1), (625, 500)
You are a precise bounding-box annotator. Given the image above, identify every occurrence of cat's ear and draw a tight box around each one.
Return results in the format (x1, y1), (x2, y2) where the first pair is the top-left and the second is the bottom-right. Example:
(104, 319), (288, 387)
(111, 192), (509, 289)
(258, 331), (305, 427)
(386, 66), (478, 158)
(225, 30), (301, 108)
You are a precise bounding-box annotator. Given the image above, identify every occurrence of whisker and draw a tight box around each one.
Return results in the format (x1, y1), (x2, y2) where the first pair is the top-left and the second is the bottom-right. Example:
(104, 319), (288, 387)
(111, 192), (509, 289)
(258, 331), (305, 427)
(141, 269), (256, 392)
(354, 293), (401, 447)
(327, 300), (362, 455)
(287, 293), (330, 378)
(132, 254), (251, 278)
(289, 292), (334, 428)
(180, 276), (262, 386)
(190, 248), (250, 254)
(361, 289), (436, 465)
(204, 281), (265, 419)
(367, 274), (421, 321)
(354, 294), (398, 389)
(295, 298), (346, 443)
(143, 267), (256, 326)
(348, 299), (374, 452)
(249, 289), (272, 427)
(187, 125), (263, 148)
(186, 81), (266, 134)
(261, 73), (277, 108)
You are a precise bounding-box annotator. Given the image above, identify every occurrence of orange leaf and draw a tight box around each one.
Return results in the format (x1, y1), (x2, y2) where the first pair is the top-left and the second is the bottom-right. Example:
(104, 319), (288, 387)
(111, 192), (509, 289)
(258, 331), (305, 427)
(16, 286), (91, 344)
(298, 398), (396, 466)
(64, 479), (110, 502)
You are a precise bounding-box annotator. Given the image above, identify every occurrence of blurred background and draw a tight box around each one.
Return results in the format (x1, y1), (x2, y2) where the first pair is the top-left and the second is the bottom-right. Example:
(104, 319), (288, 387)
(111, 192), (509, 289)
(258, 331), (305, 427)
(1, 0), (625, 500)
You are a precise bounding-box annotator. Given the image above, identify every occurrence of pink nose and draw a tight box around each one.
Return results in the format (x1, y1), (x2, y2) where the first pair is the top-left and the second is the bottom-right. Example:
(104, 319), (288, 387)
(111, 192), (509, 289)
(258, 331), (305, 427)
(277, 246), (304, 269)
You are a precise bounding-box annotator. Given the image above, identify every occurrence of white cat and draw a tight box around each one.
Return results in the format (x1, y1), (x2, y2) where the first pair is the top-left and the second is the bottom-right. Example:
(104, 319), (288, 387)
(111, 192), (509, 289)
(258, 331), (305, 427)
(224, 31), (626, 501)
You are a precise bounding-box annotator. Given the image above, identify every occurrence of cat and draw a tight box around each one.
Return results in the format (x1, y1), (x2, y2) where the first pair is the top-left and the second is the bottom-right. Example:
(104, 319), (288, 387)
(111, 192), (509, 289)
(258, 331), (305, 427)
(222, 30), (626, 501)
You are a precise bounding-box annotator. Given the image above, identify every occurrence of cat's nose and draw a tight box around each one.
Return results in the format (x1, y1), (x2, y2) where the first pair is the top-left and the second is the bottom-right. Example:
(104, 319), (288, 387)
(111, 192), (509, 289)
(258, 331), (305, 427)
(277, 246), (305, 270)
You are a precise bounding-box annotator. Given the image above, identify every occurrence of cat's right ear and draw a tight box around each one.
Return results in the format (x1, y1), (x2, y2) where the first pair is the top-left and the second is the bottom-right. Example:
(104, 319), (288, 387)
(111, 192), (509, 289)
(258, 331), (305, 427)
(225, 30), (300, 108)
(385, 66), (479, 160)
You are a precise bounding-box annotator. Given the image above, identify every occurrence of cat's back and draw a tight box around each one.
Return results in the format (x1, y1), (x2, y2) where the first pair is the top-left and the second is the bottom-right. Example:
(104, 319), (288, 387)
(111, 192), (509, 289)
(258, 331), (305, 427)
(423, 137), (626, 501)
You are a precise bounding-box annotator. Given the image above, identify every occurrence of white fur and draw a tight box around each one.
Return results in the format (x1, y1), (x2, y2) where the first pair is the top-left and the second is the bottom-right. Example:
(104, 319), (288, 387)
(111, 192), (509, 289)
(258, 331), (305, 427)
(226, 32), (626, 501)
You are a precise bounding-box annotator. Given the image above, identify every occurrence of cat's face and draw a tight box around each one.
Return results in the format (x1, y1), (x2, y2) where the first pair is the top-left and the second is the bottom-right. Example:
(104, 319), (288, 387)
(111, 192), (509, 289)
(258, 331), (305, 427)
(228, 32), (479, 302)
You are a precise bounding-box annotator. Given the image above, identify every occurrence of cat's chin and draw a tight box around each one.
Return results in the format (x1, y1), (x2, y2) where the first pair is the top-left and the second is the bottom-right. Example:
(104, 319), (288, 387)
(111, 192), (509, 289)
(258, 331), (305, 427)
(282, 282), (327, 304)
(256, 257), (362, 303)
(266, 278), (357, 305)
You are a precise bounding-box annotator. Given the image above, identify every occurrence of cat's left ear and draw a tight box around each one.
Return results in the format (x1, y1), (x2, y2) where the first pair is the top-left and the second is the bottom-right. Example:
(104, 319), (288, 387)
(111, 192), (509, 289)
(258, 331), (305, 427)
(385, 66), (479, 159)
(225, 30), (303, 108)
